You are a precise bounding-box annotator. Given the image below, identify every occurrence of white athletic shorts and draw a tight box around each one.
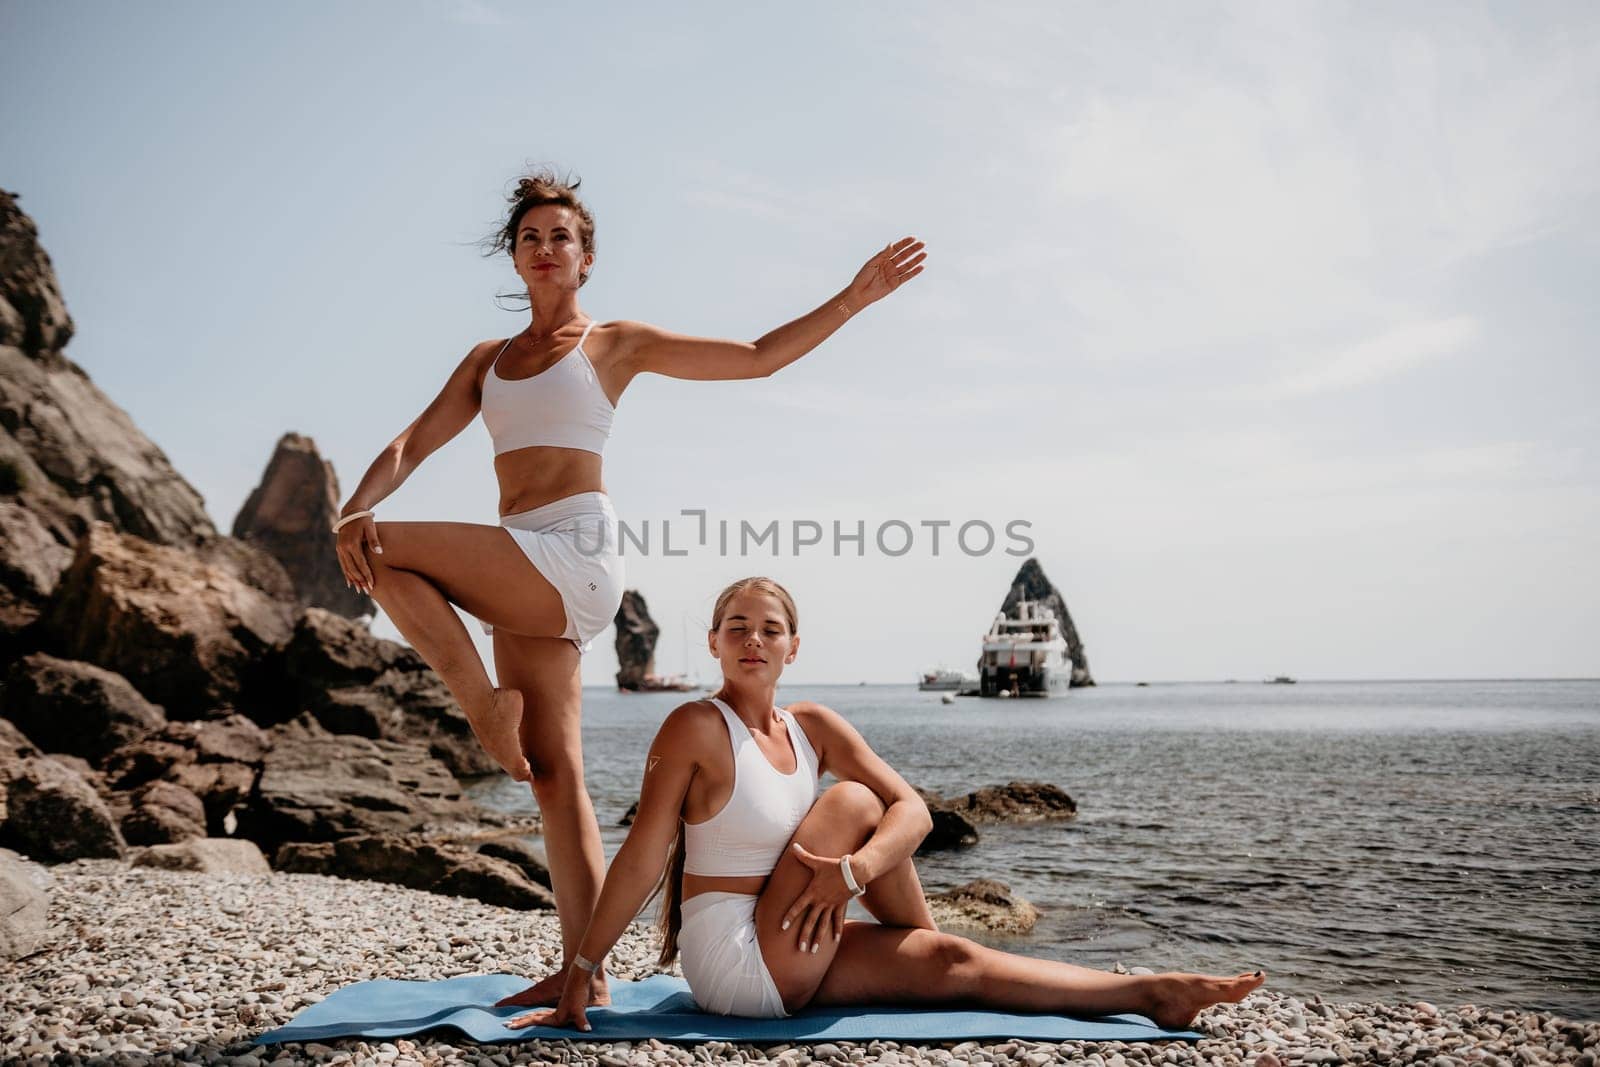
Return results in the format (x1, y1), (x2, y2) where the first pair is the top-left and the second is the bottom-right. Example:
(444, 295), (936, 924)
(477, 491), (624, 654)
(678, 891), (789, 1018)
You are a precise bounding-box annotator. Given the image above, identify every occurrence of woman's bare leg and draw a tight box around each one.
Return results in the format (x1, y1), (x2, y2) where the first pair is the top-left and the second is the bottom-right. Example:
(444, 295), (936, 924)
(812, 924), (1265, 1028)
(489, 630), (609, 1009)
(754, 781), (1263, 1023)
(361, 521), (570, 779)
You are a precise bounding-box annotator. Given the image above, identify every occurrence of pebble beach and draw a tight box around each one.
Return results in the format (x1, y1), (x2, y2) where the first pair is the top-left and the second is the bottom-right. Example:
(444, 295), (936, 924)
(4, 862), (1595, 1067)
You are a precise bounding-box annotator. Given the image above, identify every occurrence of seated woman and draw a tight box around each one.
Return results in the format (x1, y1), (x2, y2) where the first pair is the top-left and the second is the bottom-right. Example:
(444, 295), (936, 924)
(506, 577), (1265, 1032)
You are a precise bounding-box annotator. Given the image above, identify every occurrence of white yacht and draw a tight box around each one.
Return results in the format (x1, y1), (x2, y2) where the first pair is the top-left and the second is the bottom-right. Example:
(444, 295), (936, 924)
(918, 667), (977, 692)
(978, 599), (1072, 697)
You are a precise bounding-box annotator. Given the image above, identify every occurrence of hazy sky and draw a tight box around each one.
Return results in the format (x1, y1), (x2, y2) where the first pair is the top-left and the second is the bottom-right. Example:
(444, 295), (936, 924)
(5, 1), (1597, 685)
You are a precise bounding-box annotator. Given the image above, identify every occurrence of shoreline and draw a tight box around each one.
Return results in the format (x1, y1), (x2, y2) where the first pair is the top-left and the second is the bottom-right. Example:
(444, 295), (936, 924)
(4, 862), (1594, 1066)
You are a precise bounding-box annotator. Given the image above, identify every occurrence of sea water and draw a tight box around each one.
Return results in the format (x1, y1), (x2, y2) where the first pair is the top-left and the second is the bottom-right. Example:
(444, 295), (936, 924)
(469, 679), (1600, 1019)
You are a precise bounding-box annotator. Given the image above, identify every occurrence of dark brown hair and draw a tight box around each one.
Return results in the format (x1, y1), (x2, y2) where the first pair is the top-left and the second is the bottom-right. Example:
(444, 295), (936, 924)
(653, 577), (800, 966)
(485, 167), (597, 289)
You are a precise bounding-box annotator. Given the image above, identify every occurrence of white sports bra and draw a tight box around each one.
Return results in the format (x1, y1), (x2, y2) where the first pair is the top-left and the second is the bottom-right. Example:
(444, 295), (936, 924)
(683, 698), (821, 878)
(480, 320), (615, 456)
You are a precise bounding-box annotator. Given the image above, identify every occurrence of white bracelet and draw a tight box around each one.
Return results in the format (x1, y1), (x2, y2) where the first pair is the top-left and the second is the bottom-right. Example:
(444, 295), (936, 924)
(331, 510), (373, 534)
(573, 952), (602, 974)
(839, 854), (867, 897)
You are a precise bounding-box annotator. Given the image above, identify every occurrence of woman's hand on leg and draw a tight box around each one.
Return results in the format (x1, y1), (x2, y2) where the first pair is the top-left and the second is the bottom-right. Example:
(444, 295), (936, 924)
(782, 843), (855, 953)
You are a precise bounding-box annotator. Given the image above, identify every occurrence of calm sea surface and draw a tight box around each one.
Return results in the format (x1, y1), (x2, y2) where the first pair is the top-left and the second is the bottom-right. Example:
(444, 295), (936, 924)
(468, 680), (1600, 1021)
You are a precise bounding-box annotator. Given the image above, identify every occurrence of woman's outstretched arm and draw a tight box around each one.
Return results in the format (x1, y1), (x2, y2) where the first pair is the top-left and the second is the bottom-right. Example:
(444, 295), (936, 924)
(503, 704), (710, 1033)
(615, 237), (926, 382)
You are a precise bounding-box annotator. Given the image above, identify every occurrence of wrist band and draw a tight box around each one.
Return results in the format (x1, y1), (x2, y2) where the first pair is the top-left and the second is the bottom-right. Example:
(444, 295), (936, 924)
(331, 510), (373, 534)
(840, 854), (867, 897)
(573, 952), (602, 974)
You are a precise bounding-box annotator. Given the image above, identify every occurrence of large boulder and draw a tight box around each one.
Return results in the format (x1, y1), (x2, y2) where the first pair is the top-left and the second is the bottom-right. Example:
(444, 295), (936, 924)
(131, 837), (270, 876)
(285, 608), (496, 777)
(0, 501), (72, 636)
(237, 715), (503, 855)
(613, 589), (660, 691)
(232, 433), (371, 619)
(276, 833), (555, 910)
(0, 847), (51, 959)
(36, 523), (295, 720)
(992, 558), (1095, 687)
(0, 756), (125, 861)
(2, 652), (166, 762)
(120, 779), (207, 845)
(927, 879), (1040, 935)
(100, 715), (267, 835)
(474, 835), (553, 890)
(926, 781), (1077, 826)
(911, 787), (980, 853)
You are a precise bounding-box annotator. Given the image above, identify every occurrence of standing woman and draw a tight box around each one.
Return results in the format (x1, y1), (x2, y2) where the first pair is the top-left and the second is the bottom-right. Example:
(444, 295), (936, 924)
(331, 170), (926, 1007)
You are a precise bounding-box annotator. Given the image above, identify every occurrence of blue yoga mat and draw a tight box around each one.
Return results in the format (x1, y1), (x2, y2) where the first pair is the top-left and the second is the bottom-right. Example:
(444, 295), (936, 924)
(255, 974), (1202, 1045)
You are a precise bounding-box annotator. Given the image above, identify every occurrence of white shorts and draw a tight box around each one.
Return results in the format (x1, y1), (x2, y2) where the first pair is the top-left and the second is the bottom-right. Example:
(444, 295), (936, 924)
(678, 891), (788, 1018)
(477, 491), (624, 654)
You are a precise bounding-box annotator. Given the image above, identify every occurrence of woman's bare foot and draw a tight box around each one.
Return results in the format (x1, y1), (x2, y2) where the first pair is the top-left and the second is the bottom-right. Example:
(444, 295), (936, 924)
(468, 687), (531, 781)
(493, 966), (611, 1009)
(1146, 970), (1266, 1030)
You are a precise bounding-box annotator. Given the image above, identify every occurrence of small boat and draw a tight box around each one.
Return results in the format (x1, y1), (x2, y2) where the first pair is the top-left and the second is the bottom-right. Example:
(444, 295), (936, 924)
(1267, 675), (1297, 685)
(918, 667), (978, 692)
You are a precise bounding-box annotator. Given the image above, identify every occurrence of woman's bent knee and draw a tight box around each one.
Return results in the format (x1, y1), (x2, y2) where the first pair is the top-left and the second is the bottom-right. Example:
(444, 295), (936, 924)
(527, 754), (588, 802)
(820, 780), (886, 821)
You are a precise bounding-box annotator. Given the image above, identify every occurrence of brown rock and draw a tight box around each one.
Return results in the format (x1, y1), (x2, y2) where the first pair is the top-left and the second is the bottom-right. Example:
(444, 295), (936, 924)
(275, 833), (554, 910)
(474, 836), (552, 890)
(192, 714), (270, 766)
(236, 715), (495, 855)
(132, 837), (270, 876)
(928, 781), (1077, 826)
(37, 523), (294, 719)
(121, 780), (207, 845)
(0, 501), (72, 635)
(100, 729), (199, 791)
(0, 756), (125, 861)
(0, 189), (74, 354)
(613, 590), (661, 692)
(0, 847), (51, 959)
(2, 652), (166, 762)
(927, 879), (1040, 935)
(232, 433), (372, 619)
(167, 760), (256, 833)
(0, 719), (40, 762)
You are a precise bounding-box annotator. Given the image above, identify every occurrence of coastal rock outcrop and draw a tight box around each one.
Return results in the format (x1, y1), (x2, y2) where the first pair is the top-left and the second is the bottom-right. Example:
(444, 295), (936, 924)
(232, 433), (371, 619)
(284, 607), (496, 776)
(926, 879), (1040, 935)
(932, 780), (1078, 825)
(2, 652), (166, 763)
(0, 189), (536, 908)
(0, 190), (215, 610)
(613, 589), (661, 691)
(276, 833), (555, 910)
(37, 523), (295, 720)
(994, 557), (1094, 687)
(236, 716), (515, 856)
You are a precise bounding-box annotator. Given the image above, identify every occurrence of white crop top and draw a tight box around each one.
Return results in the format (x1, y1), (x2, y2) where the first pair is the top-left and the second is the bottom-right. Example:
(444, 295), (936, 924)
(480, 320), (615, 456)
(683, 698), (821, 878)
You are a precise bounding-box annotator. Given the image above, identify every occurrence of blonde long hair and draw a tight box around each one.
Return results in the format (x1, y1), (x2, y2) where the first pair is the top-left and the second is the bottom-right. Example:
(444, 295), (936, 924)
(652, 577), (800, 966)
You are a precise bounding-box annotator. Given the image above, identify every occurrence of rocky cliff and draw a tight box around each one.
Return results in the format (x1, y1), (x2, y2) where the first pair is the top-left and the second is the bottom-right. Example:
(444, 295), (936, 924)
(0, 189), (544, 914)
(613, 589), (660, 691)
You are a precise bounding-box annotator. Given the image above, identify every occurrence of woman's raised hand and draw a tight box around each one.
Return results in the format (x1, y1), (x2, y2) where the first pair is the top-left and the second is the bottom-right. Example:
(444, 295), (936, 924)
(782, 842), (855, 954)
(845, 236), (927, 310)
(335, 515), (382, 597)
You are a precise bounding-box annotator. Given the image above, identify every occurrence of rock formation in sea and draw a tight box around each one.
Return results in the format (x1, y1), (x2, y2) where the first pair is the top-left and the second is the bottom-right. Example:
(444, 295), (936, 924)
(995, 556), (1095, 687)
(926, 878), (1040, 935)
(232, 431), (371, 619)
(0, 188), (544, 910)
(613, 588), (661, 691)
